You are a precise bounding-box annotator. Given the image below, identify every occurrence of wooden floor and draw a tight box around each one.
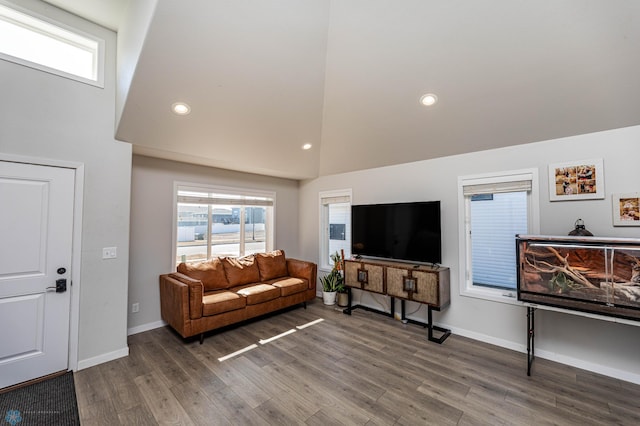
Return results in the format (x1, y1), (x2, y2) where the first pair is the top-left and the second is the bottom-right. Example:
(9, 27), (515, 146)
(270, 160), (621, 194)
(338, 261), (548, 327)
(75, 300), (640, 425)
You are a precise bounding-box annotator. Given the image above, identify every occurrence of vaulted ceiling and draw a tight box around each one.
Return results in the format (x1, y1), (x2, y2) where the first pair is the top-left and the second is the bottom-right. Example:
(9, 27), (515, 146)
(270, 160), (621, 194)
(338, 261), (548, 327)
(44, 0), (640, 180)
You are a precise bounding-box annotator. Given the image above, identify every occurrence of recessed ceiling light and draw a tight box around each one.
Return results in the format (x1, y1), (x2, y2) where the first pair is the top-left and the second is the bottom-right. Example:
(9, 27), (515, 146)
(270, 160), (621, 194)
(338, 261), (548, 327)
(171, 102), (191, 115)
(302, 143), (312, 150)
(419, 93), (438, 106)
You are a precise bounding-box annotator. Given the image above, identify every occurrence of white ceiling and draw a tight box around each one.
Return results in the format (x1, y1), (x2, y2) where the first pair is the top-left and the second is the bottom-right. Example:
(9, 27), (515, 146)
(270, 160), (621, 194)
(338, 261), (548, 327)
(44, 0), (640, 180)
(43, 0), (126, 31)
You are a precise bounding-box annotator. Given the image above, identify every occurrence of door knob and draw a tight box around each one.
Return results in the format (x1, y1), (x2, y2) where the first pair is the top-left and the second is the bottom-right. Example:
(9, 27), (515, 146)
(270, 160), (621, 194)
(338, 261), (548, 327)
(46, 279), (67, 293)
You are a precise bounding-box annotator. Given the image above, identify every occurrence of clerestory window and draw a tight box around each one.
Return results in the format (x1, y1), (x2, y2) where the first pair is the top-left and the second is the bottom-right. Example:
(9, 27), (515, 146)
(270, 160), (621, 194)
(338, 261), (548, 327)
(0, 2), (104, 87)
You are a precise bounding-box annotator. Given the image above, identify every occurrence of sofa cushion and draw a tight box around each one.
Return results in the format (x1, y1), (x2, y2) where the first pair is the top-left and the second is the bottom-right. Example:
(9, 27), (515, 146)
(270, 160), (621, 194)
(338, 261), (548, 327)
(265, 277), (308, 297)
(177, 258), (230, 291)
(222, 255), (261, 287)
(233, 283), (280, 305)
(255, 250), (288, 281)
(202, 291), (246, 316)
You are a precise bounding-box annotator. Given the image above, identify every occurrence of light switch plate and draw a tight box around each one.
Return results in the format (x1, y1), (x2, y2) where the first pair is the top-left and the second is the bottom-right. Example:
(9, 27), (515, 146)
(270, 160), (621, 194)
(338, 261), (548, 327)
(102, 247), (117, 259)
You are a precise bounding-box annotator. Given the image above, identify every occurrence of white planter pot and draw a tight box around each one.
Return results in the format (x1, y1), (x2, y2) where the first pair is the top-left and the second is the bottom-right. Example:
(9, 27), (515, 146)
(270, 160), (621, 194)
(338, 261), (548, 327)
(322, 291), (337, 305)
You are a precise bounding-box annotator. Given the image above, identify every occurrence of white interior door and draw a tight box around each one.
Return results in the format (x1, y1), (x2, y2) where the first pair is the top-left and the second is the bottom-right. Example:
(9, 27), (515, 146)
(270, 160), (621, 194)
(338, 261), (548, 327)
(0, 161), (75, 389)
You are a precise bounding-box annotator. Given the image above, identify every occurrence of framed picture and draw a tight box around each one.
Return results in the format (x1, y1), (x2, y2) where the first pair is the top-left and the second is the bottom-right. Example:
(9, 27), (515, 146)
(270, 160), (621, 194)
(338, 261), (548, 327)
(612, 193), (640, 226)
(357, 269), (368, 283)
(548, 159), (604, 201)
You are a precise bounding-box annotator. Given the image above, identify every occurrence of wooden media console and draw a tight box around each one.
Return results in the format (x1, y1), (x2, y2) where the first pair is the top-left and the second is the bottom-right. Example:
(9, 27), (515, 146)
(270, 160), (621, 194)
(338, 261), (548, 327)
(343, 258), (451, 343)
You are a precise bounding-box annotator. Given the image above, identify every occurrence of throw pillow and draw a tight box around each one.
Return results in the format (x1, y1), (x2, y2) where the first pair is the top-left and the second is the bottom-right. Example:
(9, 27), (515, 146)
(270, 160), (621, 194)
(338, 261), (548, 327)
(255, 250), (288, 281)
(222, 255), (261, 286)
(177, 257), (230, 291)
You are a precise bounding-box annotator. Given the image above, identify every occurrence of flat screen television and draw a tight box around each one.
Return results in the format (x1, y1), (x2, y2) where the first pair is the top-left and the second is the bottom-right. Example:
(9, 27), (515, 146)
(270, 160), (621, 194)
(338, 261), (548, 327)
(351, 201), (441, 264)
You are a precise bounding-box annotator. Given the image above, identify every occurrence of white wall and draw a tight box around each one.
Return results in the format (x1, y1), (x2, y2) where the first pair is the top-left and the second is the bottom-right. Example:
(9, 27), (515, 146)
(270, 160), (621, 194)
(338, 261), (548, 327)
(127, 155), (299, 333)
(300, 125), (640, 384)
(0, 1), (131, 367)
(115, 0), (157, 130)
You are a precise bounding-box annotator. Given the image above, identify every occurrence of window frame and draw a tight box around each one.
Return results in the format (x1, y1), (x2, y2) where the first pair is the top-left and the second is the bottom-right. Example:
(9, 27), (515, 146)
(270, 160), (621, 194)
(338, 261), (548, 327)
(173, 182), (275, 267)
(319, 189), (352, 271)
(457, 168), (540, 304)
(0, 0), (105, 87)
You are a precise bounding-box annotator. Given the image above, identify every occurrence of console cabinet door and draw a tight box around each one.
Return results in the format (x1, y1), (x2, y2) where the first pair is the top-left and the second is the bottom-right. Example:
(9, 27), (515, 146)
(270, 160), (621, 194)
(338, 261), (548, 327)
(344, 260), (385, 294)
(411, 270), (440, 305)
(386, 267), (409, 298)
(344, 260), (361, 288)
(386, 266), (447, 307)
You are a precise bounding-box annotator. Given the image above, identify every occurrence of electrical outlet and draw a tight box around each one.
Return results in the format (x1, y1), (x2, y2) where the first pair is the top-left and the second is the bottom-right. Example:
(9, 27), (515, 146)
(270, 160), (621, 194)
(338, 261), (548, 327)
(102, 247), (117, 259)
(132, 303), (139, 313)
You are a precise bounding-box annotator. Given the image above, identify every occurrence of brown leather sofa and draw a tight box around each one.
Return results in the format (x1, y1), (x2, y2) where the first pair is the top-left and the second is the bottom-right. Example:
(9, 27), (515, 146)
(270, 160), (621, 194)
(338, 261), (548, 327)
(159, 250), (317, 343)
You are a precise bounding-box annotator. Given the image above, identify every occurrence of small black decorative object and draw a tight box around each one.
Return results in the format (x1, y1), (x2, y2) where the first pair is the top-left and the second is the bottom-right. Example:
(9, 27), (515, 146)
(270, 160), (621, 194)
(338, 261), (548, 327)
(568, 218), (593, 236)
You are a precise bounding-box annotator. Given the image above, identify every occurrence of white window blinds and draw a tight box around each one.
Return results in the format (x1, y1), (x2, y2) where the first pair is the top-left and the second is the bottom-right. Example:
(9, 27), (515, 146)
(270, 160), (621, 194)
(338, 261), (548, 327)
(177, 195), (273, 206)
(463, 180), (532, 196)
(320, 195), (351, 205)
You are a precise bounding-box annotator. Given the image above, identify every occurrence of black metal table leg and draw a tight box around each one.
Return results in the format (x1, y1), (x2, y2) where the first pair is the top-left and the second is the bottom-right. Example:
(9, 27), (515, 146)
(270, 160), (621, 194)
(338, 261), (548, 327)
(343, 288), (393, 318)
(392, 297), (396, 318)
(398, 300), (451, 344)
(427, 306), (451, 344)
(527, 306), (535, 376)
(342, 287), (353, 315)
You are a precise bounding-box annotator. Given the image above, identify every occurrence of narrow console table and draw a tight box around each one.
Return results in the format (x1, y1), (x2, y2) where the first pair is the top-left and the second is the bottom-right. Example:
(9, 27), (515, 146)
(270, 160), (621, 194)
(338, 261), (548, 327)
(517, 235), (640, 375)
(343, 258), (451, 343)
(525, 302), (640, 376)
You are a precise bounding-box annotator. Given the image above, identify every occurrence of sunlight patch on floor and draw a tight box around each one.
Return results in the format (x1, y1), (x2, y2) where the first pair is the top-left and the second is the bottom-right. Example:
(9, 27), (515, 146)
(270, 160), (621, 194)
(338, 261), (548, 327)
(217, 344), (258, 362)
(259, 328), (296, 345)
(217, 317), (324, 362)
(296, 318), (324, 329)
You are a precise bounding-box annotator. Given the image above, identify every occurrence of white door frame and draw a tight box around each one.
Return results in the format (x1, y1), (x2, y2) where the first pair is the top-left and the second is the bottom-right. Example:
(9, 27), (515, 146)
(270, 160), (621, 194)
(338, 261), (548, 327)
(0, 152), (83, 372)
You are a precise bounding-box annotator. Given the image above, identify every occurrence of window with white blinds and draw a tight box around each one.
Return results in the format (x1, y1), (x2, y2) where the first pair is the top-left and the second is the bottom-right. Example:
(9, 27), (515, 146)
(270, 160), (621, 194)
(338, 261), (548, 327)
(458, 169), (539, 301)
(174, 184), (275, 265)
(462, 179), (532, 196)
(319, 189), (352, 270)
(470, 191), (527, 289)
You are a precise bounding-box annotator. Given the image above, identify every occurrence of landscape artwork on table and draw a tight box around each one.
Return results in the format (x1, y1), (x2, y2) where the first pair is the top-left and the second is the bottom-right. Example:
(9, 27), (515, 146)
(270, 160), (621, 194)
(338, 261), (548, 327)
(548, 159), (604, 201)
(612, 193), (640, 226)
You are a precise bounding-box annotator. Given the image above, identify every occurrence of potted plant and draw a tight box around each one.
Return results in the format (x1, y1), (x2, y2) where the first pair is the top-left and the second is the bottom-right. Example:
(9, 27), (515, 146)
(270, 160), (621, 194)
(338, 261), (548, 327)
(336, 280), (349, 307)
(321, 250), (347, 306)
(319, 269), (341, 305)
(330, 251), (343, 271)
(328, 250), (348, 306)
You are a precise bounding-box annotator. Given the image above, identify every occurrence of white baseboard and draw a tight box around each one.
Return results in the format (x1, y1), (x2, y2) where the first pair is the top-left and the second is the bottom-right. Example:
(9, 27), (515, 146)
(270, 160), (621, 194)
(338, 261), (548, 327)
(76, 346), (129, 371)
(447, 324), (525, 353)
(127, 320), (167, 336)
(445, 323), (640, 386)
(74, 320), (166, 371)
(352, 297), (640, 386)
(533, 347), (640, 385)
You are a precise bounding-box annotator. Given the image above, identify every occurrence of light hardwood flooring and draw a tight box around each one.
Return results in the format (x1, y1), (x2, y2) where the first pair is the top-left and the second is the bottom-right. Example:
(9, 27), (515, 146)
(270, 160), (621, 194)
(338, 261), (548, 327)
(75, 300), (640, 425)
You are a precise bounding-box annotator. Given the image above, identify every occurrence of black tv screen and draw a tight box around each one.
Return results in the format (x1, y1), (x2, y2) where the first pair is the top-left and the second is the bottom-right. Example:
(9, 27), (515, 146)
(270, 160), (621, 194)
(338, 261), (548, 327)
(351, 201), (441, 264)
